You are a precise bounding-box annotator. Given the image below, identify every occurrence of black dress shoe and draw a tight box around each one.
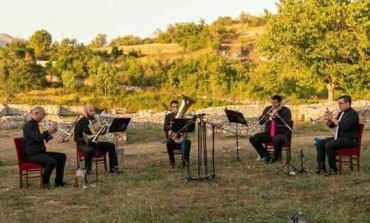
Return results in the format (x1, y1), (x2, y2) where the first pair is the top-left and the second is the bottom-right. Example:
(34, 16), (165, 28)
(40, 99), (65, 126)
(55, 181), (67, 187)
(325, 169), (337, 176)
(43, 183), (51, 189)
(109, 167), (123, 174)
(315, 169), (327, 175)
(263, 155), (271, 163)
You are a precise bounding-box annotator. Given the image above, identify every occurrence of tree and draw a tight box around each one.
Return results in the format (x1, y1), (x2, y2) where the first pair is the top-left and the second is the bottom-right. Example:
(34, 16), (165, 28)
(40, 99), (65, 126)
(91, 62), (118, 96)
(258, 0), (369, 101)
(29, 29), (52, 59)
(90, 33), (107, 48)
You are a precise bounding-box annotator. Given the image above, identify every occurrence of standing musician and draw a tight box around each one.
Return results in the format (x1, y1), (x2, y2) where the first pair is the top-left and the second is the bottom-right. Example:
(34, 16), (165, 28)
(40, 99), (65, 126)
(74, 104), (120, 174)
(23, 106), (67, 189)
(315, 95), (359, 175)
(163, 100), (191, 169)
(249, 95), (292, 163)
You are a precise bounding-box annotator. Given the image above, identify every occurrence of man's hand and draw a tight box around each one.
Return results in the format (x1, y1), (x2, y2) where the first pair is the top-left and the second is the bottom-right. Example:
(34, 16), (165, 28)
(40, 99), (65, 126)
(48, 122), (58, 135)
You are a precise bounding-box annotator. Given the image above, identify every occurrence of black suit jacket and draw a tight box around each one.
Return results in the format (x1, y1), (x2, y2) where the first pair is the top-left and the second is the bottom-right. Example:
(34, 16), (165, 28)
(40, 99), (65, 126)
(259, 106), (292, 135)
(23, 118), (53, 156)
(74, 116), (93, 145)
(329, 107), (359, 140)
(163, 112), (175, 138)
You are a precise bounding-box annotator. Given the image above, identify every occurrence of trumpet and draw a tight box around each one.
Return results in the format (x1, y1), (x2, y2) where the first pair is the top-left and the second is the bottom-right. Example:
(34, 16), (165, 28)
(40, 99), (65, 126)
(310, 109), (339, 124)
(43, 120), (74, 142)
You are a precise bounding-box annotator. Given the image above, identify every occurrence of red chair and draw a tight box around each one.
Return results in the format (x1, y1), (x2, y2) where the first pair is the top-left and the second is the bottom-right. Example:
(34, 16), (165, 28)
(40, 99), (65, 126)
(76, 143), (107, 177)
(14, 137), (43, 189)
(336, 123), (364, 175)
(265, 121), (293, 161)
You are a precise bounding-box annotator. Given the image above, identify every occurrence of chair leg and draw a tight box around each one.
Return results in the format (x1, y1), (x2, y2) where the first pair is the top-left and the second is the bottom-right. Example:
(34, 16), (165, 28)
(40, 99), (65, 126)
(25, 172), (29, 188)
(39, 170), (43, 188)
(19, 171), (23, 189)
(356, 156), (360, 171)
(104, 156), (107, 173)
(338, 156), (343, 175)
(349, 156), (354, 171)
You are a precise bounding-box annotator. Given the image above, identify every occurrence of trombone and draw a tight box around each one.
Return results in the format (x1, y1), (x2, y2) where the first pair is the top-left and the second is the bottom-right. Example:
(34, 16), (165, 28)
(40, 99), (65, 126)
(310, 109), (339, 124)
(249, 99), (292, 135)
(58, 115), (80, 143)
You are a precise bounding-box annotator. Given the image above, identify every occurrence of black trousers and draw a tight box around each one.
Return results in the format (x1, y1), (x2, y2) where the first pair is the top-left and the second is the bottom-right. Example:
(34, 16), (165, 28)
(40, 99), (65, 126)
(80, 142), (118, 171)
(26, 152), (66, 185)
(249, 132), (288, 159)
(316, 137), (357, 172)
(166, 138), (191, 166)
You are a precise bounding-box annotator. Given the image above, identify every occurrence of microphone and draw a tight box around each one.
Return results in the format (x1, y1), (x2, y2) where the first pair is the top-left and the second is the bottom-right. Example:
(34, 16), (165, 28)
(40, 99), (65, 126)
(191, 115), (197, 122)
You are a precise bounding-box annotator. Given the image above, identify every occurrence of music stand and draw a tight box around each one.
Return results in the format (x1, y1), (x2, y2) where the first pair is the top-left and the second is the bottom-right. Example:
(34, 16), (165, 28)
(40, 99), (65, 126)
(172, 118), (196, 180)
(108, 118), (131, 173)
(109, 118), (131, 133)
(224, 109), (248, 161)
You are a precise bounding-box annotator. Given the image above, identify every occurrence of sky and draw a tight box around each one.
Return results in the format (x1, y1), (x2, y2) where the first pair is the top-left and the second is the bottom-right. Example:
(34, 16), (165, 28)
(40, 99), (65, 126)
(0, 0), (277, 44)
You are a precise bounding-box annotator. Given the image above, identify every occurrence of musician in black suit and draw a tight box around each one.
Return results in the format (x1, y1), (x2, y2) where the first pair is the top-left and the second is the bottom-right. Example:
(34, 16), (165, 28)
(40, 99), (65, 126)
(249, 95), (292, 163)
(74, 104), (119, 173)
(163, 100), (191, 169)
(23, 106), (67, 188)
(315, 95), (359, 175)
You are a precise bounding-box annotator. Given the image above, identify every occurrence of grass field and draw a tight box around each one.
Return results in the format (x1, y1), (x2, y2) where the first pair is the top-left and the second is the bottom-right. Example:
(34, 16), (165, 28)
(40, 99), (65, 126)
(0, 122), (369, 223)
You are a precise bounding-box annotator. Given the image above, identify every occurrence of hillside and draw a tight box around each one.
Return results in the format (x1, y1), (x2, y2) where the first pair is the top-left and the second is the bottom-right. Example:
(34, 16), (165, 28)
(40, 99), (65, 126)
(104, 25), (266, 62)
(0, 33), (14, 47)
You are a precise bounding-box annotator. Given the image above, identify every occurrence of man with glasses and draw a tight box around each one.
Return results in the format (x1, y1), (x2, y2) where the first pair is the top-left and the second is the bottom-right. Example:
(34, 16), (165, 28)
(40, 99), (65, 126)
(163, 100), (191, 169)
(315, 95), (359, 175)
(23, 106), (67, 188)
(249, 95), (292, 163)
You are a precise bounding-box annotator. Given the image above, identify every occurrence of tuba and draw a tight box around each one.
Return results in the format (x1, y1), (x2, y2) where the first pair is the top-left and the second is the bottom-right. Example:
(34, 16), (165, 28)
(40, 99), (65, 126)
(83, 115), (109, 144)
(169, 94), (196, 144)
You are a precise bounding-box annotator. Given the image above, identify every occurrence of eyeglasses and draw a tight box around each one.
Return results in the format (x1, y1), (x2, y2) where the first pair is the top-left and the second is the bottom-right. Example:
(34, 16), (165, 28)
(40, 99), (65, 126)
(337, 102), (345, 105)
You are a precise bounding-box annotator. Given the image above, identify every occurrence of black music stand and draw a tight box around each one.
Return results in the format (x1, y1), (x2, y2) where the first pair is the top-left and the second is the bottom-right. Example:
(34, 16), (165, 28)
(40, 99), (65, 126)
(171, 118), (195, 133)
(109, 118), (131, 133)
(108, 118), (131, 173)
(224, 109), (248, 161)
(172, 118), (196, 180)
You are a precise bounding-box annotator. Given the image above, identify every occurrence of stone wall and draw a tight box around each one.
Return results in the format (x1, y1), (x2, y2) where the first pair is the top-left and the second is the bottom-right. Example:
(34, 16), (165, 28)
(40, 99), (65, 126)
(1, 101), (369, 131)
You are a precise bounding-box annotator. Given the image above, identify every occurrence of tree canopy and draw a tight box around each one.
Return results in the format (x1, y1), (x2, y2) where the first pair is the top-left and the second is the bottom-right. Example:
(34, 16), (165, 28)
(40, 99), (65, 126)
(258, 0), (369, 101)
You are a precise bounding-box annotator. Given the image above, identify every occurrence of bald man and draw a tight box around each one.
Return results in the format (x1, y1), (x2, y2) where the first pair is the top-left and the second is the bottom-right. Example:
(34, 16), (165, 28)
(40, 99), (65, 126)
(74, 104), (119, 173)
(23, 106), (67, 188)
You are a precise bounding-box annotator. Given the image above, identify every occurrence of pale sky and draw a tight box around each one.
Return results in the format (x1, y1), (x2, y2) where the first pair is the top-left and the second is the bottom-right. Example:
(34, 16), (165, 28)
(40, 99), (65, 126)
(0, 0), (277, 44)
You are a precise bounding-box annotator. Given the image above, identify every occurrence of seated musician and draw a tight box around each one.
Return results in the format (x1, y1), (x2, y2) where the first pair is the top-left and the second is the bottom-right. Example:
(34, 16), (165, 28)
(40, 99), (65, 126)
(163, 100), (191, 169)
(249, 95), (292, 163)
(74, 104), (120, 174)
(23, 106), (67, 189)
(315, 95), (359, 175)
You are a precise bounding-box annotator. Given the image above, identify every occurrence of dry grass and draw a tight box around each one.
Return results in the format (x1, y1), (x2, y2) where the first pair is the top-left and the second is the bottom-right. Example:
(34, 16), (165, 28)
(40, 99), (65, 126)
(0, 123), (369, 223)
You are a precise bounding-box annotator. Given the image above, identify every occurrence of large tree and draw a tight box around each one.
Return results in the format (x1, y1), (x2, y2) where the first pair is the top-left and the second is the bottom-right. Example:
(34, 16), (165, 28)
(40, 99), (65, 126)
(258, 0), (369, 101)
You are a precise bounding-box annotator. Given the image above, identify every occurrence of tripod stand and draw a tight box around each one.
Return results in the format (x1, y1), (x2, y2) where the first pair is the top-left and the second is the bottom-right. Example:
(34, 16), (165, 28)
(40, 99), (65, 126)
(224, 108), (248, 161)
(276, 146), (299, 176)
(187, 114), (216, 181)
(297, 149), (307, 174)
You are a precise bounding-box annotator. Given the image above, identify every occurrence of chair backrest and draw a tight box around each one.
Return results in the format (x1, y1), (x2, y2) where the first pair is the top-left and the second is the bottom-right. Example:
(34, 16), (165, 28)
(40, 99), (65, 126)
(356, 123), (365, 149)
(14, 137), (25, 166)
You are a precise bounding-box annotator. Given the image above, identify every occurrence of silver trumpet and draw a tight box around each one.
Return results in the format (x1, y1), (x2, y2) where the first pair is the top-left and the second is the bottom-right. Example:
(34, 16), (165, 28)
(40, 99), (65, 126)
(310, 109), (339, 124)
(43, 120), (74, 142)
